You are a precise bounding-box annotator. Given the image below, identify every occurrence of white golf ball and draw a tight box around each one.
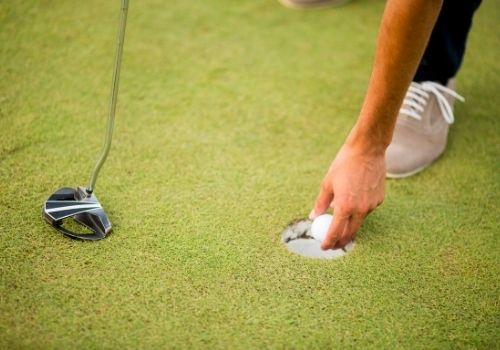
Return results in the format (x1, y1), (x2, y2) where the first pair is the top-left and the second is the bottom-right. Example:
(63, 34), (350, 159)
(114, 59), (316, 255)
(311, 214), (333, 242)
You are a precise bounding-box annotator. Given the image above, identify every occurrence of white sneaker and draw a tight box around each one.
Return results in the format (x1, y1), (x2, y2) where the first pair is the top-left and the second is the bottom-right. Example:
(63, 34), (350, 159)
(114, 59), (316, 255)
(385, 80), (465, 178)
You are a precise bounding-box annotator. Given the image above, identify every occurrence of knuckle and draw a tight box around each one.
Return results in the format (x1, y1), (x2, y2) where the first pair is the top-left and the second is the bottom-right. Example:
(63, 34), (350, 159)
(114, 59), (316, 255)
(338, 202), (354, 214)
(340, 208), (353, 216)
(359, 204), (370, 215)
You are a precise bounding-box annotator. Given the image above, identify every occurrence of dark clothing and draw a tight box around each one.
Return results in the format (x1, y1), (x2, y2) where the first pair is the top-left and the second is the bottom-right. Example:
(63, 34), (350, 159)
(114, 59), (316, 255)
(414, 0), (482, 84)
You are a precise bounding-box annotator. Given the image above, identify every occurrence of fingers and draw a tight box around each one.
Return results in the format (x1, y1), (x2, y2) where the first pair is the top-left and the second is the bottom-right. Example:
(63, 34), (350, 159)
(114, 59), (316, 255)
(320, 210), (349, 250)
(309, 181), (333, 220)
(321, 207), (366, 250)
(334, 214), (363, 249)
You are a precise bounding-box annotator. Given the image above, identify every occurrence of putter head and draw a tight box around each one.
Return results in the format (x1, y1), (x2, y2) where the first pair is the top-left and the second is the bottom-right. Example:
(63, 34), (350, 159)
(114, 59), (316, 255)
(42, 187), (112, 240)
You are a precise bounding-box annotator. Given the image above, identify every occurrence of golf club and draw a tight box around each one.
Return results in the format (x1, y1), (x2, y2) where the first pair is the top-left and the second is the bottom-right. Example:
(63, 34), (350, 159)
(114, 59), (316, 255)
(42, 0), (129, 240)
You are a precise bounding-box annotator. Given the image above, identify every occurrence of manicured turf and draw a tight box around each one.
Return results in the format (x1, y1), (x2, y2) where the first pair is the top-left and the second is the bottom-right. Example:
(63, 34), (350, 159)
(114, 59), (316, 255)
(1, 0), (499, 348)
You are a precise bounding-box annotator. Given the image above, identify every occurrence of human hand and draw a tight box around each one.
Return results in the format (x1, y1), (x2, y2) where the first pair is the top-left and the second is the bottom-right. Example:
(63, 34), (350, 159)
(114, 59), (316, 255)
(310, 142), (386, 249)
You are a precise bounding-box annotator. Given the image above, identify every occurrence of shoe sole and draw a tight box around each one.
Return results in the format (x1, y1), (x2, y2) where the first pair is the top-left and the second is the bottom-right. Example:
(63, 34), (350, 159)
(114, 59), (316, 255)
(386, 149), (449, 179)
(386, 163), (431, 179)
(278, 0), (350, 9)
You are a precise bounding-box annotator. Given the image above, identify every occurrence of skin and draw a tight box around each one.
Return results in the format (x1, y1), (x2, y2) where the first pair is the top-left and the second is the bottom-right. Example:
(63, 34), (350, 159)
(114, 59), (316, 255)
(310, 0), (444, 249)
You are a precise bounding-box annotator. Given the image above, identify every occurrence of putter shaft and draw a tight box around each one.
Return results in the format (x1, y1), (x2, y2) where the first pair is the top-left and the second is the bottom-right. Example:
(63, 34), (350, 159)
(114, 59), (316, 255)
(86, 0), (129, 194)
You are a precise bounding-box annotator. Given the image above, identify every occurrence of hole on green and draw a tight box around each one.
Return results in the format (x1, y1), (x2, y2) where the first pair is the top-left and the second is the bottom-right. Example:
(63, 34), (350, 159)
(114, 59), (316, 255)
(281, 218), (354, 259)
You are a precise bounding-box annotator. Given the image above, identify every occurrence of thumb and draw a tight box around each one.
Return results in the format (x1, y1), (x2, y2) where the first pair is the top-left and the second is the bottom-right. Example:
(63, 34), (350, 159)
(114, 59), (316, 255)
(309, 181), (333, 220)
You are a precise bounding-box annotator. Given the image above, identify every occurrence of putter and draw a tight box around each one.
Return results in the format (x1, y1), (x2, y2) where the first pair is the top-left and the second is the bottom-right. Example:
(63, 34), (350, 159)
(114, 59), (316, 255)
(42, 0), (129, 240)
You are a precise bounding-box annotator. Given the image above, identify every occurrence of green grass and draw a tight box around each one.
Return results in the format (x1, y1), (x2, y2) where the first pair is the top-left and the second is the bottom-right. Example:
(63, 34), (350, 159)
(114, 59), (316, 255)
(1, 0), (499, 348)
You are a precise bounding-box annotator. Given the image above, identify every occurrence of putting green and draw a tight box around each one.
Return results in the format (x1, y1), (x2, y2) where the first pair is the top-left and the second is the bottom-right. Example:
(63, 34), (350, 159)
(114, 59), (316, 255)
(1, 0), (498, 348)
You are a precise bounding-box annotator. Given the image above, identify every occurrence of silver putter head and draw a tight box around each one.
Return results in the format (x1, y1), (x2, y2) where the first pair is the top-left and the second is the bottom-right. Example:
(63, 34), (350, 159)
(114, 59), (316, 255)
(42, 187), (111, 240)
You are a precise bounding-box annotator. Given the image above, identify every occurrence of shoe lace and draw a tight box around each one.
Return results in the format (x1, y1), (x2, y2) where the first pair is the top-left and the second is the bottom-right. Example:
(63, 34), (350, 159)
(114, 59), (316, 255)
(400, 81), (465, 124)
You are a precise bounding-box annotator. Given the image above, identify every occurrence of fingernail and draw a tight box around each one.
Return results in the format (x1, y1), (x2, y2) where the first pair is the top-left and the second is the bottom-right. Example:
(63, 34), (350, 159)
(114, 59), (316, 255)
(308, 209), (316, 220)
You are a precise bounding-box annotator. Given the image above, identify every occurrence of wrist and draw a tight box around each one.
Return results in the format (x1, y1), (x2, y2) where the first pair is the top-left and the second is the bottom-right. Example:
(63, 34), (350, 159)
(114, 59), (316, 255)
(345, 121), (391, 157)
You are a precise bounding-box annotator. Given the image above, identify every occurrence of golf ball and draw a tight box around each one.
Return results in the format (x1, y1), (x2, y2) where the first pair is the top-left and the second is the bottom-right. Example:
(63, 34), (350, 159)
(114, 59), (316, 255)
(311, 214), (333, 242)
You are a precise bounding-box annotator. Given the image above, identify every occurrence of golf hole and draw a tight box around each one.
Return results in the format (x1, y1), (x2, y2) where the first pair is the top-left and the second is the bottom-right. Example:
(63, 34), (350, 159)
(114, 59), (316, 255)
(281, 218), (354, 259)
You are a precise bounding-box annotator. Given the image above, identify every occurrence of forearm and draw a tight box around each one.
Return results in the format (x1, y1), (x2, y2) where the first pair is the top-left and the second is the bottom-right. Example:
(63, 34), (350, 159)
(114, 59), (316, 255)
(348, 0), (443, 154)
